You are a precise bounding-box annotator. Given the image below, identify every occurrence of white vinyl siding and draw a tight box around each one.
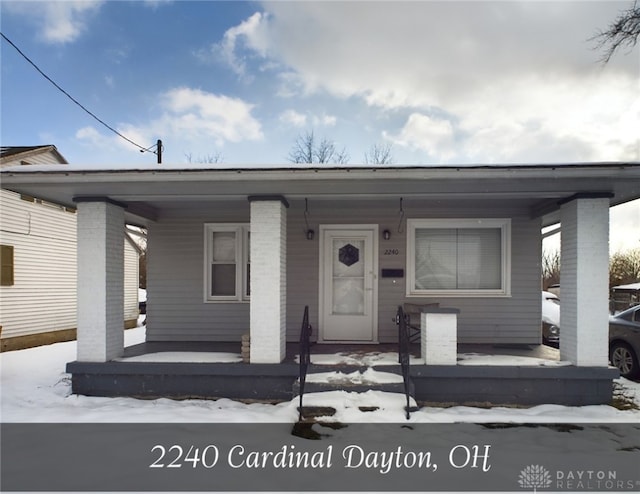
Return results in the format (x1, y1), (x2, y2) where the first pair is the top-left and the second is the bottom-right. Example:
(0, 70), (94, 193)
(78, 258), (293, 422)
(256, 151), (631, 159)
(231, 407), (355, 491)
(0, 190), (138, 340)
(124, 238), (140, 322)
(204, 224), (250, 302)
(146, 204), (251, 342)
(407, 219), (511, 297)
(146, 199), (540, 345)
(285, 200), (533, 344)
(0, 190), (77, 338)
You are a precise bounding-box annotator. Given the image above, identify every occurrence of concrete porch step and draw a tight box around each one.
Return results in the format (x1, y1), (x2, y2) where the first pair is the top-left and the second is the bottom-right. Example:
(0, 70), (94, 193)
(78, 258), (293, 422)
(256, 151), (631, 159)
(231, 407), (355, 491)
(293, 364), (415, 396)
(304, 363), (404, 372)
(294, 379), (411, 395)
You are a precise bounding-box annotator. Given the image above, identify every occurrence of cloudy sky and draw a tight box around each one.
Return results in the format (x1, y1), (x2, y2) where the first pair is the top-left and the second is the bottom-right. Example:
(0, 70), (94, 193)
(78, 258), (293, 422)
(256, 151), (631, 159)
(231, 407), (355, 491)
(1, 0), (638, 249)
(1, 0), (638, 165)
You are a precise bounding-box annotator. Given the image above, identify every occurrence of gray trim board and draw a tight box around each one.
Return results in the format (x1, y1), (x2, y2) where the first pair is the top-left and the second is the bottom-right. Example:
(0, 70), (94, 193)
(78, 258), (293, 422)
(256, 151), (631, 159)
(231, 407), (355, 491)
(247, 195), (290, 208)
(421, 307), (461, 314)
(66, 361), (618, 406)
(557, 192), (615, 206)
(73, 196), (128, 209)
(410, 365), (618, 406)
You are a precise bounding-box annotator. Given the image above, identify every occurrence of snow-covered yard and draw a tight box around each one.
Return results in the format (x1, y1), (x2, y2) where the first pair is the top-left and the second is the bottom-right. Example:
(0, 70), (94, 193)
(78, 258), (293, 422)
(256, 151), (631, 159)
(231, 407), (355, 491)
(2, 321), (639, 493)
(1, 321), (639, 424)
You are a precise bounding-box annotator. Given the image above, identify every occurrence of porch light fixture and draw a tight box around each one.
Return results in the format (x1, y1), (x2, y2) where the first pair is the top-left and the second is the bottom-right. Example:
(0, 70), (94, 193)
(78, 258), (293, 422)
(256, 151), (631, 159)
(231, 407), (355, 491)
(383, 229), (391, 240)
(304, 198), (315, 240)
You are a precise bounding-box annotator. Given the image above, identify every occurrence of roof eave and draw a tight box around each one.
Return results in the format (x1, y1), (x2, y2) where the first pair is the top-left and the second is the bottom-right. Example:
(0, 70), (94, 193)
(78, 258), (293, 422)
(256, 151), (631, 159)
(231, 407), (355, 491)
(2, 161), (639, 182)
(0, 145), (68, 165)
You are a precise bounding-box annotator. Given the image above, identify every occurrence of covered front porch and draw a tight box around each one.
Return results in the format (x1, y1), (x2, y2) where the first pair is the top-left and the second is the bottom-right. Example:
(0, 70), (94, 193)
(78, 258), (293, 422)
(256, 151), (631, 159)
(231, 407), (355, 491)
(3, 163), (638, 408)
(66, 188), (617, 407)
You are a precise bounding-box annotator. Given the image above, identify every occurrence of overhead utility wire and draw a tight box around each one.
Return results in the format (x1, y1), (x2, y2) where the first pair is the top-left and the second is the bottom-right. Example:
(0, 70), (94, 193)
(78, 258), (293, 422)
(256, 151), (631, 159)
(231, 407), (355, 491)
(0, 32), (155, 155)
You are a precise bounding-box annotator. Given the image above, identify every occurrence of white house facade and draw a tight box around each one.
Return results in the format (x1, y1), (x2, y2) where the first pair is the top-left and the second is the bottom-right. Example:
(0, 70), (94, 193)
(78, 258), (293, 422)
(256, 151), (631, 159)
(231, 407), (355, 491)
(0, 146), (139, 351)
(2, 162), (638, 406)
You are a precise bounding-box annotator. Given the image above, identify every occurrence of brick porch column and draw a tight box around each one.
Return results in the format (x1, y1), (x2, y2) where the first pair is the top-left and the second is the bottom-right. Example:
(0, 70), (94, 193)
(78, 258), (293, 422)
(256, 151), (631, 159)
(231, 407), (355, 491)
(76, 199), (125, 362)
(559, 194), (612, 367)
(421, 308), (460, 365)
(248, 196), (288, 363)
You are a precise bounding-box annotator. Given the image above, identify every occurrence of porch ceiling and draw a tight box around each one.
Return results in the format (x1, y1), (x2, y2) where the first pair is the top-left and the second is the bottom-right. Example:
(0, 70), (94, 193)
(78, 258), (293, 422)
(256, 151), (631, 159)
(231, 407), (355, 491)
(2, 163), (639, 226)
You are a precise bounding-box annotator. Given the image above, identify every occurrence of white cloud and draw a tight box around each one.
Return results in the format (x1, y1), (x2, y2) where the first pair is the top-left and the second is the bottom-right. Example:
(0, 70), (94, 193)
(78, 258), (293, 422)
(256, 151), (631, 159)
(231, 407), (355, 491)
(5, 1), (103, 44)
(458, 73), (640, 163)
(274, 71), (307, 98)
(76, 125), (112, 147)
(238, 1), (639, 163)
(610, 201), (640, 253)
(278, 110), (337, 129)
(385, 113), (455, 162)
(159, 87), (263, 144)
(203, 12), (269, 79)
(76, 87), (263, 153)
(279, 109), (306, 127)
(314, 114), (336, 127)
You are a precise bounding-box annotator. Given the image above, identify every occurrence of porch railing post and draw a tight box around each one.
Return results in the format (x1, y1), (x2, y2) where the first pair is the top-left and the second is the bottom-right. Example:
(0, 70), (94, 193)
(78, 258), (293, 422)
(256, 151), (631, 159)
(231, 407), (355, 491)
(298, 306), (311, 421)
(396, 305), (412, 420)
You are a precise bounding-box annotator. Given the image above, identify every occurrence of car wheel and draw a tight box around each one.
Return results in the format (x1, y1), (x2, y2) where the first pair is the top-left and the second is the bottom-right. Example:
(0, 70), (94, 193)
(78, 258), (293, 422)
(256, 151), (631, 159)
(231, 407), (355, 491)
(610, 342), (639, 378)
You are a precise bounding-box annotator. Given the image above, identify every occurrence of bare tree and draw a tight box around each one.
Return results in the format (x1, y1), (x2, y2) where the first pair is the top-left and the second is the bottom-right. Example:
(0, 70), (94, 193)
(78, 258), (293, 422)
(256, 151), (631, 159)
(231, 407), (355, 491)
(542, 249), (561, 290)
(610, 248), (640, 287)
(288, 131), (314, 163)
(185, 152), (224, 164)
(364, 143), (394, 165)
(288, 131), (349, 164)
(592, 1), (640, 63)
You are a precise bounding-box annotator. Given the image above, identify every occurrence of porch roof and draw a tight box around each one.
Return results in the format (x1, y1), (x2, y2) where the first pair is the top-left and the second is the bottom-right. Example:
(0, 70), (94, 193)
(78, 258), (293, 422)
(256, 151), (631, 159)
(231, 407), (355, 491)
(2, 162), (639, 226)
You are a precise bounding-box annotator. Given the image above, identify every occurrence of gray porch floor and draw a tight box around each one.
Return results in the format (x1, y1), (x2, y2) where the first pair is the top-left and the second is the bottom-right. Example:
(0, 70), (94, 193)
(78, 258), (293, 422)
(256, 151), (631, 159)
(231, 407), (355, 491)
(122, 340), (560, 363)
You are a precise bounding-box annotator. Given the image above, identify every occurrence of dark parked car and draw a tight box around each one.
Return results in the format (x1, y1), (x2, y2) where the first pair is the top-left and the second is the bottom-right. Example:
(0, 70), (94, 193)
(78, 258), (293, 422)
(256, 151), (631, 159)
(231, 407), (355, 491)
(609, 305), (640, 379)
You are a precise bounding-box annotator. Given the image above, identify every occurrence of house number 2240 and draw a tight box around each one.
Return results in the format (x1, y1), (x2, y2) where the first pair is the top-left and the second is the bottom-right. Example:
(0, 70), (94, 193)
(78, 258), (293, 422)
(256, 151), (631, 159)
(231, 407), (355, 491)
(383, 249), (400, 256)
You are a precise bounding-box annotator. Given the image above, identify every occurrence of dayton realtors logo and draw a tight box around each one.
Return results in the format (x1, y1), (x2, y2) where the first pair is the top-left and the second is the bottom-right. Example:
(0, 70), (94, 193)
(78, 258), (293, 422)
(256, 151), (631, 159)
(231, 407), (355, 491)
(518, 465), (638, 491)
(518, 464), (552, 491)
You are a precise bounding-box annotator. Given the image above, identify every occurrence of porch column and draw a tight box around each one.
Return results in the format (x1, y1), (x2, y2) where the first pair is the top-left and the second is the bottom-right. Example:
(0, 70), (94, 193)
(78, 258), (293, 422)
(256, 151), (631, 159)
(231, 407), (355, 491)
(76, 199), (125, 362)
(421, 308), (459, 365)
(559, 194), (611, 367)
(249, 196), (288, 363)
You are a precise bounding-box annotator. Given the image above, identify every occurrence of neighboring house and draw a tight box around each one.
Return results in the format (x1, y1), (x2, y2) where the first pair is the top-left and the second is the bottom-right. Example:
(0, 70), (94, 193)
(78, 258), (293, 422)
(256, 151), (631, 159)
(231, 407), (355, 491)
(611, 282), (640, 313)
(0, 146), (139, 351)
(2, 162), (639, 406)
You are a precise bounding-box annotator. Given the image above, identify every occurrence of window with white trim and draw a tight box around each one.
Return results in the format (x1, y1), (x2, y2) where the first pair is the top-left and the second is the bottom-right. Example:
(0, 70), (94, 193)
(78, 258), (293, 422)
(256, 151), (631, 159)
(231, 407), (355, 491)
(407, 219), (511, 297)
(204, 224), (250, 302)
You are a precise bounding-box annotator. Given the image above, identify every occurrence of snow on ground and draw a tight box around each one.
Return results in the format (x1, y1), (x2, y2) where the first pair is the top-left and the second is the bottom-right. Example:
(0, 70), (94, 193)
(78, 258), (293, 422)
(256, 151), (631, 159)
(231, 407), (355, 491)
(303, 352), (425, 366)
(1, 322), (639, 424)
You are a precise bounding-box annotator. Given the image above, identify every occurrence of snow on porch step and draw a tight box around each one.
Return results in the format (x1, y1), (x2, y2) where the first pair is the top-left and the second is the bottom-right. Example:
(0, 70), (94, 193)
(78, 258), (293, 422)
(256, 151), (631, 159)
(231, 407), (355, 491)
(293, 366), (415, 395)
(295, 380), (409, 394)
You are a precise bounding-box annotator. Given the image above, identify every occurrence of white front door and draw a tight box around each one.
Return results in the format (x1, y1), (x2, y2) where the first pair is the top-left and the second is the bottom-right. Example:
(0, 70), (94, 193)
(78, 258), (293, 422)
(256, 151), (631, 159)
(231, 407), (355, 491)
(319, 226), (378, 342)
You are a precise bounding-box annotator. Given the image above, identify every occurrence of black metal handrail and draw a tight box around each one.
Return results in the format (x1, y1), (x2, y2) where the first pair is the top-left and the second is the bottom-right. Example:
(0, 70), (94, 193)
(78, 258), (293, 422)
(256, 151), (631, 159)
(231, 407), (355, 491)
(396, 305), (412, 420)
(298, 305), (312, 421)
